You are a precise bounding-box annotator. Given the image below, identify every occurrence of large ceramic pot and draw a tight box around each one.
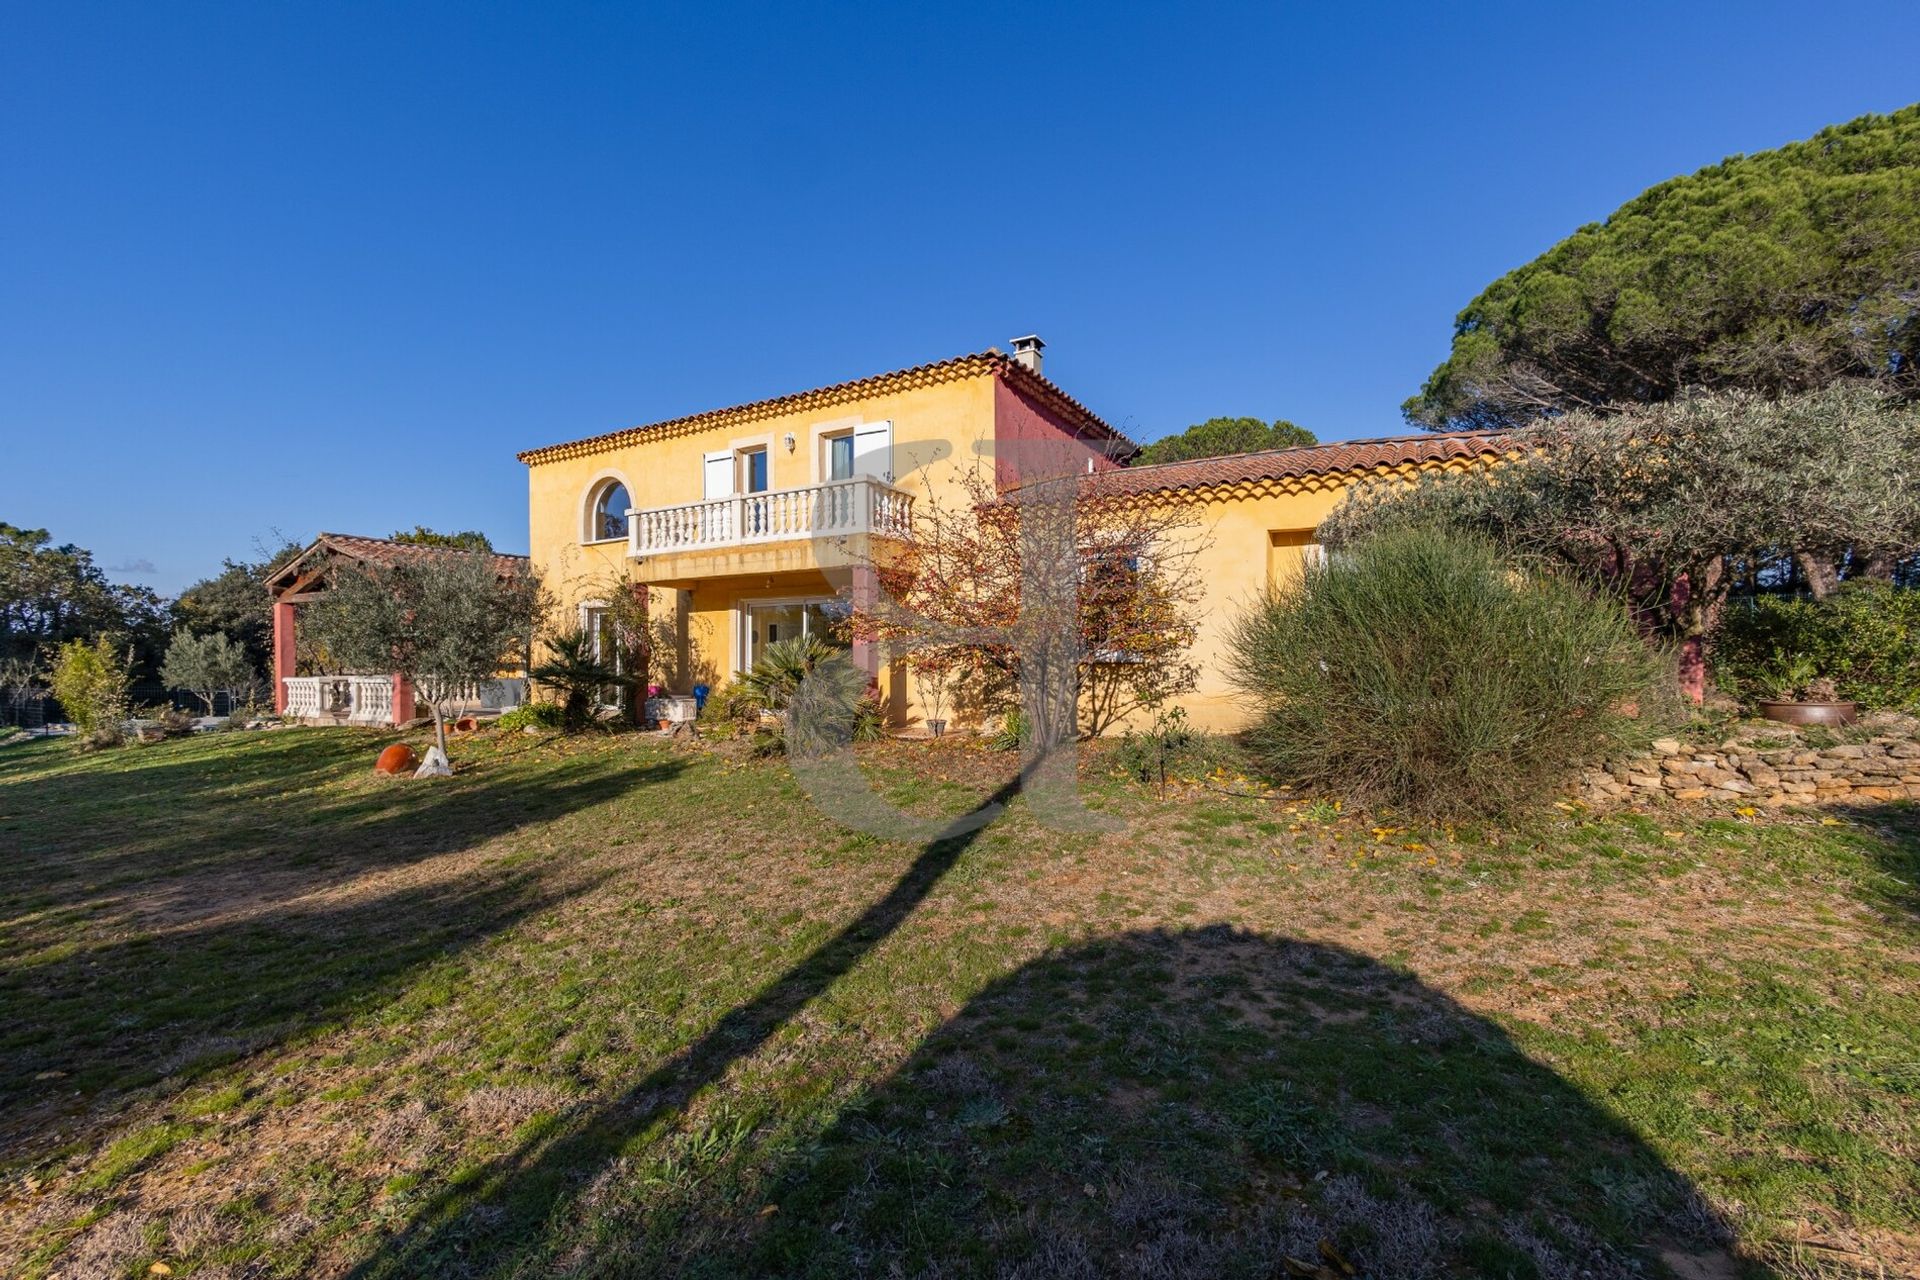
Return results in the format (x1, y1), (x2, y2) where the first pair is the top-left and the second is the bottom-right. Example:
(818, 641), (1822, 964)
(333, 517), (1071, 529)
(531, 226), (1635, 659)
(926, 719), (948, 738)
(1757, 699), (1858, 727)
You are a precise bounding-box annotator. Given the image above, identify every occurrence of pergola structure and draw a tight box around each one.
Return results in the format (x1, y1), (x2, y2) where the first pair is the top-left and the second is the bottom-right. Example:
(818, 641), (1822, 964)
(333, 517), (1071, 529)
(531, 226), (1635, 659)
(264, 533), (532, 727)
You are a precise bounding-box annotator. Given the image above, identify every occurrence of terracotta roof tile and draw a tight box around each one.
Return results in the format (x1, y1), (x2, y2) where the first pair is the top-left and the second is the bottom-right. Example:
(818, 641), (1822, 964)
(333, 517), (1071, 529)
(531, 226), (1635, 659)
(266, 533), (529, 592)
(1080, 430), (1517, 497)
(515, 351), (1135, 465)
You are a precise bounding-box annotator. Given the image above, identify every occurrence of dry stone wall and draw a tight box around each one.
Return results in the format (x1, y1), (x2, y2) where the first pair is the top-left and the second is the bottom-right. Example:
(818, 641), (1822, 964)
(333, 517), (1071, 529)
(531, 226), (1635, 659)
(1583, 713), (1920, 807)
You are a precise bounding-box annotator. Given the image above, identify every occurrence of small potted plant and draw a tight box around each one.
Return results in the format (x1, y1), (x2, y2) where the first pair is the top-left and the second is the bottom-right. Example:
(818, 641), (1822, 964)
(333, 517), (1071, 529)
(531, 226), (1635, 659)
(910, 652), (954, 738)
(1756, 654), (1857, 726)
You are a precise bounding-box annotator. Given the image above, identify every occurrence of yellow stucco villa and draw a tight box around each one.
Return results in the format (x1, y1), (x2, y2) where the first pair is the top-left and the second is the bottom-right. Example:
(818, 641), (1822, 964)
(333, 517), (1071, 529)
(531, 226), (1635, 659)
(519, 339), (1508, 733)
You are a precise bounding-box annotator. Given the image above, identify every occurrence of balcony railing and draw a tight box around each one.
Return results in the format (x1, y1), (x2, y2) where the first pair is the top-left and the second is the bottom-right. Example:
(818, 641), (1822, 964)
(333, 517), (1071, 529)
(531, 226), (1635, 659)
(628, 476), (913, 556)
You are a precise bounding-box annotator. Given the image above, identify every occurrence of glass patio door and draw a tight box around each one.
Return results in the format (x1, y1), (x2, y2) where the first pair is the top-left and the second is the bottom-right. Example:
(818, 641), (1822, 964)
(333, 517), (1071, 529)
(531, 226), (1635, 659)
(742, 598), (851, 671)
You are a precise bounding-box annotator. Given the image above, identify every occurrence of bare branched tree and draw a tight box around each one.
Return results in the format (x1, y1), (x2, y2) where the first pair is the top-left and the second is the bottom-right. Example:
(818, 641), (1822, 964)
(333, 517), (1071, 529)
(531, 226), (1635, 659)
(851, 462), (1206, 738)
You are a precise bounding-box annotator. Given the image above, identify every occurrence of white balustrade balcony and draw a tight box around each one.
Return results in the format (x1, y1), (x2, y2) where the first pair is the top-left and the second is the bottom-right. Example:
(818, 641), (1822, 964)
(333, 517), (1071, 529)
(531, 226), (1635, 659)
(628, 476), (913, 557)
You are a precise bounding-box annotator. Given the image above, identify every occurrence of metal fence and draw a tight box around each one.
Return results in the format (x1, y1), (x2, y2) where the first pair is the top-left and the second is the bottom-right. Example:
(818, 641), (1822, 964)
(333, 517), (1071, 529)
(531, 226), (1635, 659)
(2, 694), (61, 734)
(3, 686), (262, 733)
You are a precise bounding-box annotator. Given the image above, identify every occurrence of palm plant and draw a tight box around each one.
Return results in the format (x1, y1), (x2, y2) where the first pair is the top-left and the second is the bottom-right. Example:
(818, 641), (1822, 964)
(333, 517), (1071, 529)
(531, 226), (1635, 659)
(738, 635), (884, 755)
(738, 635), (839, 713)
(531, 628), (627, 731)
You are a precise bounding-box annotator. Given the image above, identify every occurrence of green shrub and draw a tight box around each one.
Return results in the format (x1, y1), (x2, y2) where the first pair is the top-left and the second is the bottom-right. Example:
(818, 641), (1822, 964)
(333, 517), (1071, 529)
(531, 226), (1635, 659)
(50, 637), (133, 749)
(1710, 582), (1920, 710)
(495, 702), (565, 733)
(135, 703), (196, 740)
(1227, 528), (1667, 819)
(746, 691), (883, 757)
(739, 635), (839, 711)
(1112, 705), (1233, 795)
(850, 687), (885, 743)
(985, 708), (1028, 752)
(698, 682), (765, 738)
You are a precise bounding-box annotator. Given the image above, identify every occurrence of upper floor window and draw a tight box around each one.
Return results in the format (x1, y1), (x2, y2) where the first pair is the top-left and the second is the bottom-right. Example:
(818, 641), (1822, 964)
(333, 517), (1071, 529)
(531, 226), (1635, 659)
(825, 431), (855, 481)
(741, 447), (769, 493)
(820, 421), (891, 484)
(589, 480), (630, 542)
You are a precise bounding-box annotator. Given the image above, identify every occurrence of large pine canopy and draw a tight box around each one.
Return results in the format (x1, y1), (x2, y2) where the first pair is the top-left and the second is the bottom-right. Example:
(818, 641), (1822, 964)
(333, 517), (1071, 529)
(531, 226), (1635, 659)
(1407, 105), (1920, 430)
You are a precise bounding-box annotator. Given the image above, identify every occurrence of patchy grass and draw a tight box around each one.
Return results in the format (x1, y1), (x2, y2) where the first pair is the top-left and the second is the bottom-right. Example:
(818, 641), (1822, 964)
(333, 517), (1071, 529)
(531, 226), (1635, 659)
(1, 728), (1917, 1277)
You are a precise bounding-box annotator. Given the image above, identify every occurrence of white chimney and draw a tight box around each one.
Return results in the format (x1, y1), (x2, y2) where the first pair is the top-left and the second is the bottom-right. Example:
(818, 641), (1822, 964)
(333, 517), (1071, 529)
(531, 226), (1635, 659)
(1010, 334), (1045, 377)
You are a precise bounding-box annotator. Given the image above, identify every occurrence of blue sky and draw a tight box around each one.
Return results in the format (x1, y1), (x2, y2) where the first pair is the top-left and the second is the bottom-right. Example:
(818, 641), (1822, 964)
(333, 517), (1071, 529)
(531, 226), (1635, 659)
(5, 2), (1918, 594)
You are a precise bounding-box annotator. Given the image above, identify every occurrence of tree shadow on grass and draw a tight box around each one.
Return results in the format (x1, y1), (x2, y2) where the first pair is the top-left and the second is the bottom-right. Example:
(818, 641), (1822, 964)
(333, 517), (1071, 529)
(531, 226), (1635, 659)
(697, 927), (1740, 1280)
(0, 730), (651, 916)
(0, 742), (689, 1159)
(346, 771), (1025, 1279)
(347, 786), (1744, 1280)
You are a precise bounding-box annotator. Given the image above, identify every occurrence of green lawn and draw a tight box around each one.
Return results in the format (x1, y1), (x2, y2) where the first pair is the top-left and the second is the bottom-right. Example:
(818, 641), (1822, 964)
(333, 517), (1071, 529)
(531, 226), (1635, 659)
(1, 728), (1916, 1278)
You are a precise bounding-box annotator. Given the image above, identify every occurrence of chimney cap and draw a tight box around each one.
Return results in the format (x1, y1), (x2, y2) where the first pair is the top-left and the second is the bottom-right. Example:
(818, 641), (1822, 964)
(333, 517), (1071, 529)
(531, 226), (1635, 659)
(1010, 334), (1045, 352)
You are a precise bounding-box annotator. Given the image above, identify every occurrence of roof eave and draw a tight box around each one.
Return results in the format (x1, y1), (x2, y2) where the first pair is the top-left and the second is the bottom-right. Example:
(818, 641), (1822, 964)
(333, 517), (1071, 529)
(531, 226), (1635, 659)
(516, 351), (1136, 466)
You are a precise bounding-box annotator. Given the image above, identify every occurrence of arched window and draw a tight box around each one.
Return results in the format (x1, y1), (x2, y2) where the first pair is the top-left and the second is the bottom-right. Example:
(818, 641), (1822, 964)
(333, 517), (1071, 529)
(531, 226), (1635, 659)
(589, 480), (631, 541)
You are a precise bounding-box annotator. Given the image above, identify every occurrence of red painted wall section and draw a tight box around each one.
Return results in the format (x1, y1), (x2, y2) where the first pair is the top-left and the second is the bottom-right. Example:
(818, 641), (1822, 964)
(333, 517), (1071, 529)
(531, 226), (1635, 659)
(991, 374), (1124, 492)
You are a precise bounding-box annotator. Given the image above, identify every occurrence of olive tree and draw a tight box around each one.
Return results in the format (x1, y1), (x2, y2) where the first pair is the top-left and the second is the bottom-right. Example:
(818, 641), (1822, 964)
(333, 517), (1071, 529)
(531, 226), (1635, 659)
(302, 552), (548, 762)
(161, 630), (256, 715)
(1322, 385), (1920, 700)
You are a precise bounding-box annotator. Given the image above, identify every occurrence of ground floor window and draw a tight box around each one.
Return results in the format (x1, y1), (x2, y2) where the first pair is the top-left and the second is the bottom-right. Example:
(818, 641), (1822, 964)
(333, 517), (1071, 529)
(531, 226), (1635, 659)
(583, 605), (627, 706)
(740, 597), (850, 673)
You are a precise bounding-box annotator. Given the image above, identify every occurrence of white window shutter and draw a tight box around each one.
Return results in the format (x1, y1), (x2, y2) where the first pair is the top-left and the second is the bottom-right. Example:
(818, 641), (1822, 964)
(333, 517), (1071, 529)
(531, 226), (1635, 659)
(703, 451), (735, 500)
(852, 420), (892, 482)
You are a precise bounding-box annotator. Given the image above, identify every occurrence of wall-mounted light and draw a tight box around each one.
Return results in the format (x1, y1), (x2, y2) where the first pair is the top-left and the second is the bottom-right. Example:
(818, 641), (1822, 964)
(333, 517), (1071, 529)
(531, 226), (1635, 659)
(783, 432), (796, 452)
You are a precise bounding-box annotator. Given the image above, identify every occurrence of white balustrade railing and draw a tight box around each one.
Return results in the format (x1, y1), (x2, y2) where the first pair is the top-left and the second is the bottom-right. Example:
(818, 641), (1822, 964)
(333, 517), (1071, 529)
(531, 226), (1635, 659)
(284, 675), (526, 724)
(629, 476), (914, 556)
(445, 678), (528, 710)
(283, 675), (397, 725)
(283, 677), (322, 719)
(352, 677), (394, 725)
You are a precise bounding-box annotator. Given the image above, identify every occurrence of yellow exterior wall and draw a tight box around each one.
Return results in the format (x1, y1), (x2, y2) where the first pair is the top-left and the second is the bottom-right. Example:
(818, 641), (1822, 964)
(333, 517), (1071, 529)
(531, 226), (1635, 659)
(1159, 479), (1353, 733)
(525, 373), (1006, 702)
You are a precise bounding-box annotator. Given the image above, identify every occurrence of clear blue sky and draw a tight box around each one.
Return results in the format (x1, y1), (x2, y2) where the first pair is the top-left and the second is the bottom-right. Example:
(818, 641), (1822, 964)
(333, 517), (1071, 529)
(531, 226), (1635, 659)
(5, 2), (1918, 595)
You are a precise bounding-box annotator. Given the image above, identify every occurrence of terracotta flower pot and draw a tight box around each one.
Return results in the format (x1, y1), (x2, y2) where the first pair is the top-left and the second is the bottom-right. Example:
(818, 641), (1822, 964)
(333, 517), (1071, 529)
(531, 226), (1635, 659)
(374, 743), (420, 775)
(1757, 699), (1857, 727)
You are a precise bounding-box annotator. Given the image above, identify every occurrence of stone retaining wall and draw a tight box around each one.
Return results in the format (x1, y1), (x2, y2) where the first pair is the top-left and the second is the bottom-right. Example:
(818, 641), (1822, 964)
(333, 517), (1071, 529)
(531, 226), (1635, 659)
(1582, 714), (1920, 807)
